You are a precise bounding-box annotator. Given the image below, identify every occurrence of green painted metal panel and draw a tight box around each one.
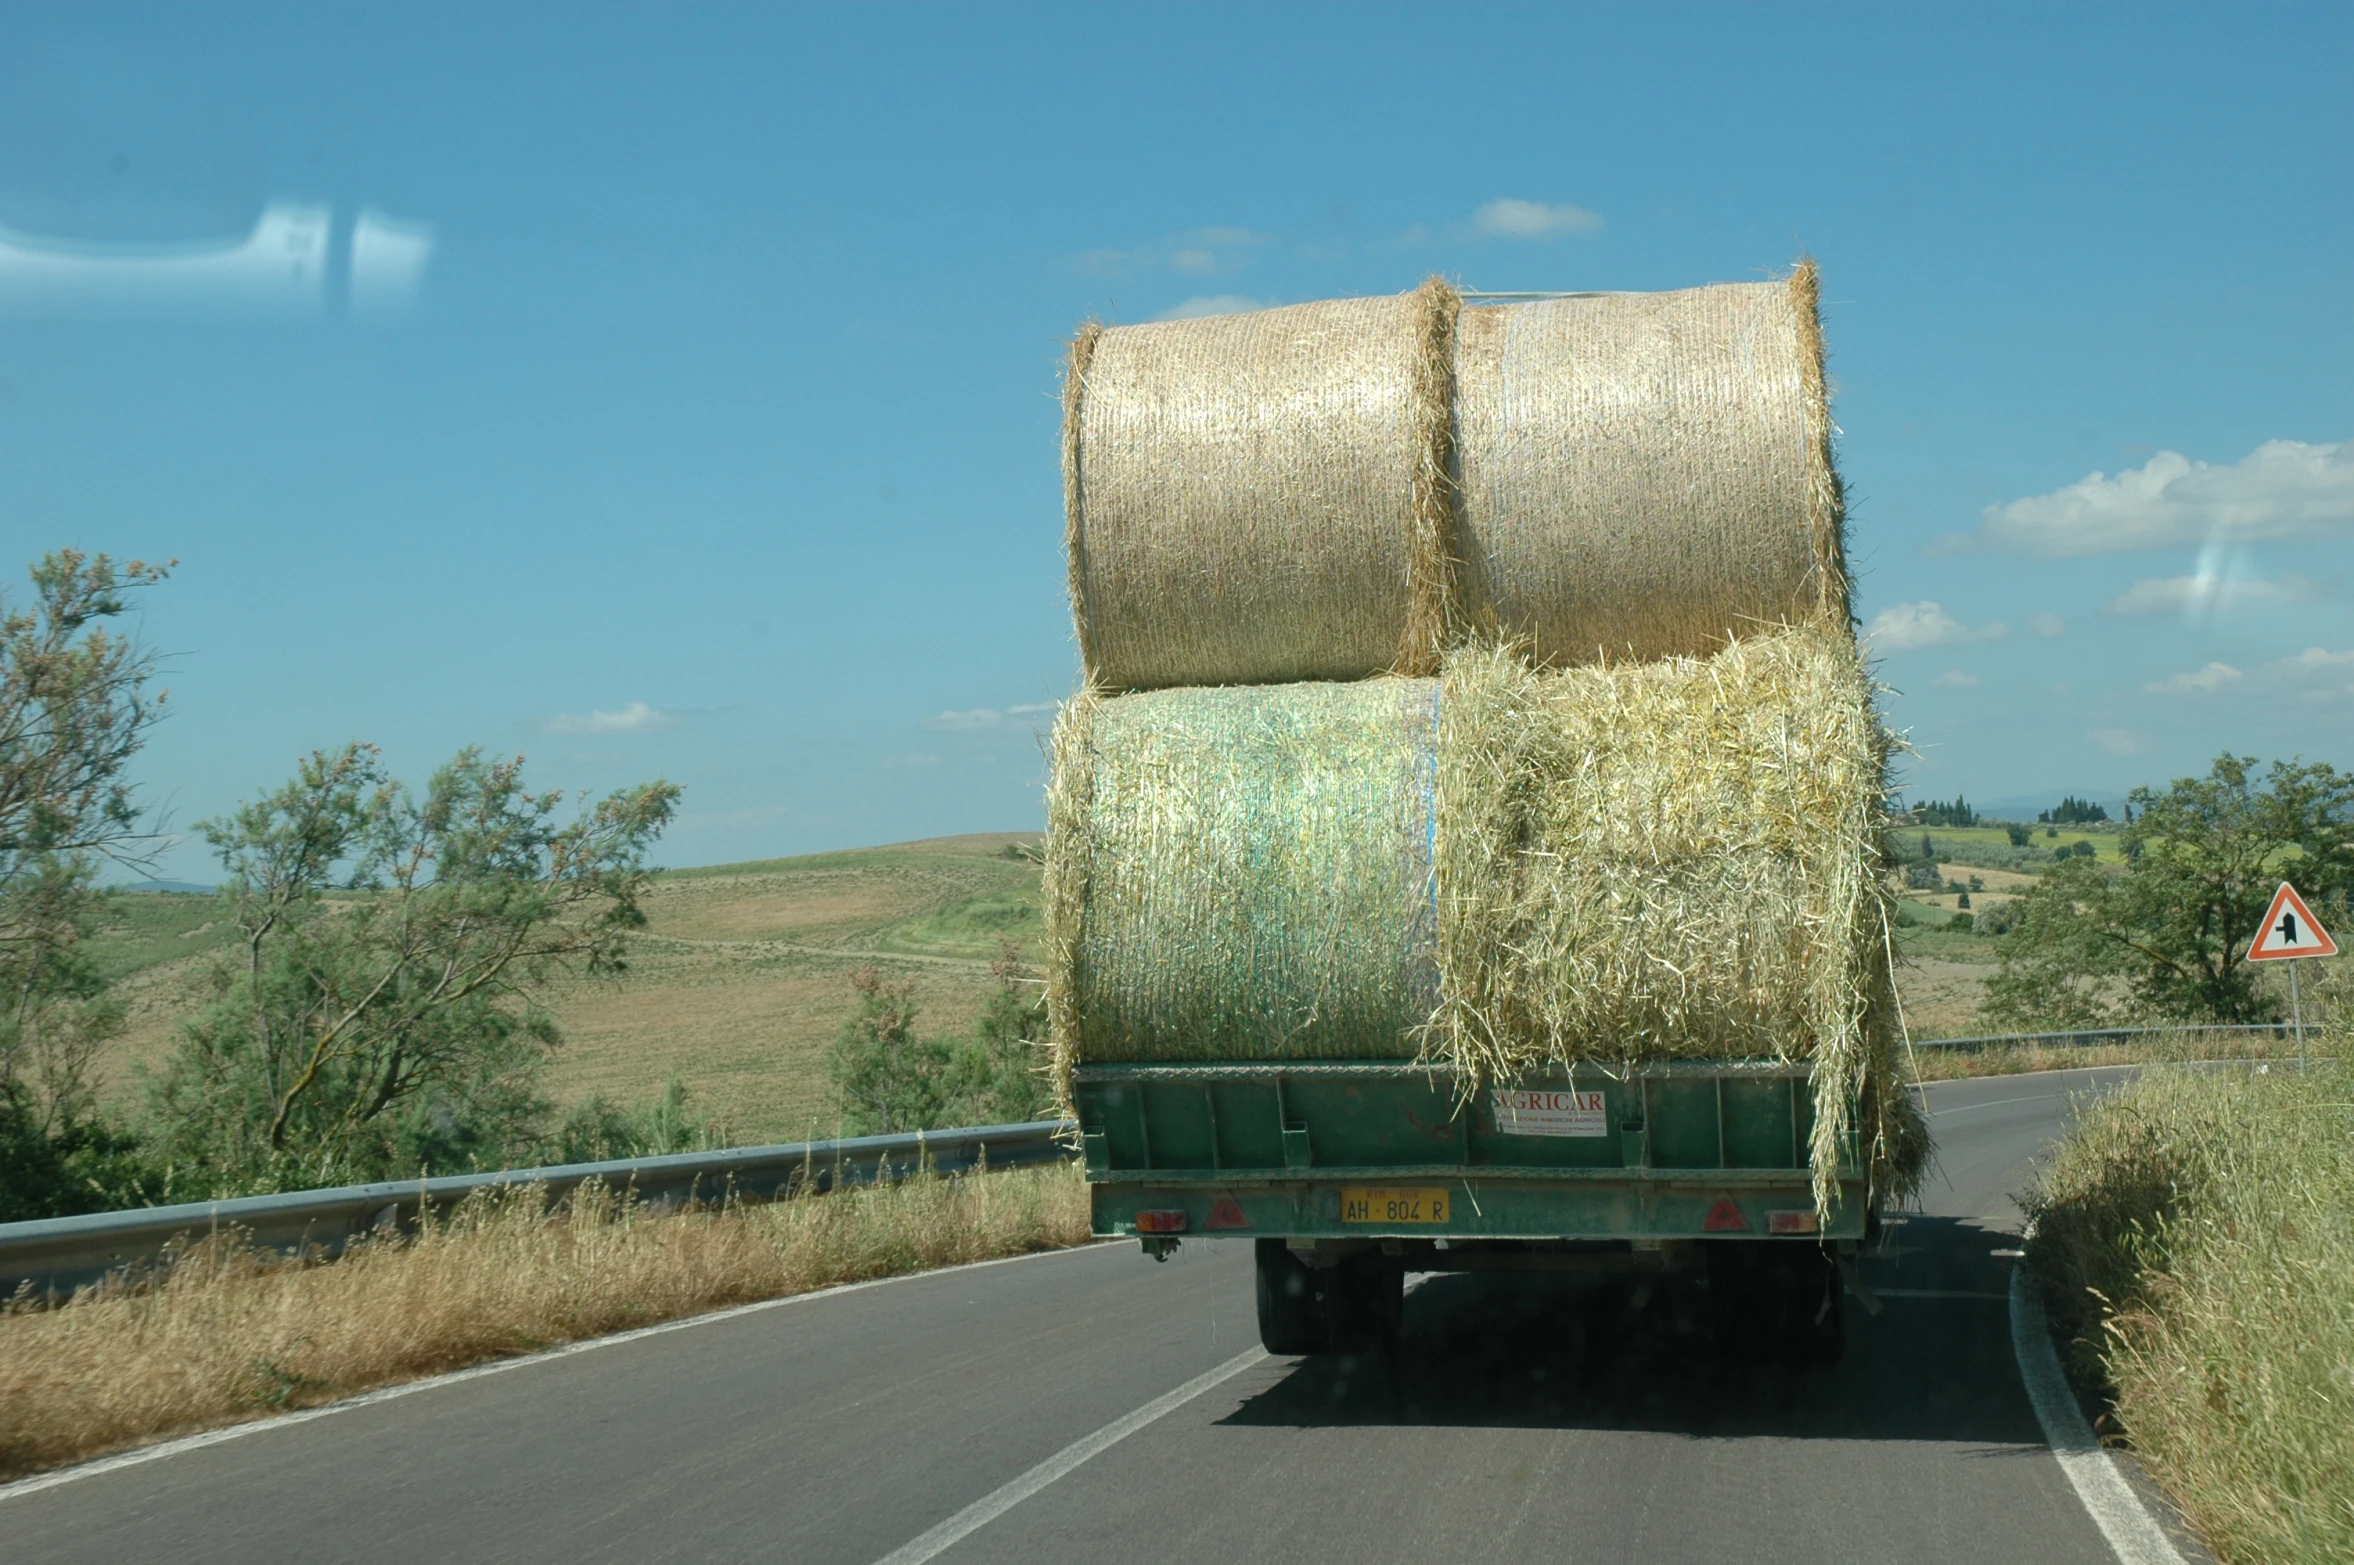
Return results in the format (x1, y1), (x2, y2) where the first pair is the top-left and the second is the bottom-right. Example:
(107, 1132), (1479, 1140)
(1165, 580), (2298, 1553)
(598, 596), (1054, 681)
(1722, 1076), (1798, 1169)
(1075, 1059), (1866, 1244)
(1092, 1178), (1867, 1243)
(1646, 1079), (1721, 1169)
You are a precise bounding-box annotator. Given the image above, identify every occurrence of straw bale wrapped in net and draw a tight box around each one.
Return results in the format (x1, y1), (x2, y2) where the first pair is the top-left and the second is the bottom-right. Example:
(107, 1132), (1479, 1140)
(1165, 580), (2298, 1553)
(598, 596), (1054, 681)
(1044, 622), (1925, 1206)
(1063, 286), (1455, 690)
(1043, 676), (1440, 1068)
(1453, 269), (1847, 666)
(1428, 625), (1921, 1206)
(1063, 267), (1846, 690)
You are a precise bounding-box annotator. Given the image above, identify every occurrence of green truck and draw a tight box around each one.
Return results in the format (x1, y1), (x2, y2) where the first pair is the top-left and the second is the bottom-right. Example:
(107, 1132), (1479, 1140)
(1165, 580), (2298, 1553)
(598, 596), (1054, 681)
(1074, 1057), (1870, 1361)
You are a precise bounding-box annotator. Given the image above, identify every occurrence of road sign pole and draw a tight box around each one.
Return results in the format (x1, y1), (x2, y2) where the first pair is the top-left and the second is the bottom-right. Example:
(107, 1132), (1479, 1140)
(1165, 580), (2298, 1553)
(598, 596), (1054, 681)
(2291, 959), (2305, 1071)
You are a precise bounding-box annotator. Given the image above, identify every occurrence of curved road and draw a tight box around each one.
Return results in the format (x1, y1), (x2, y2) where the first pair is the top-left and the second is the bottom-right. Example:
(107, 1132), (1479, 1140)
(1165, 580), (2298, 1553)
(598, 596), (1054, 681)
(6, 1068), (2189, 1564)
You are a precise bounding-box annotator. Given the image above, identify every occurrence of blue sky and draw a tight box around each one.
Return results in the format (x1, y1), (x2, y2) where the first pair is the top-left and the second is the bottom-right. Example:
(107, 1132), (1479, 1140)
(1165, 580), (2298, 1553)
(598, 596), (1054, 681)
(2, 3), (2348, 880)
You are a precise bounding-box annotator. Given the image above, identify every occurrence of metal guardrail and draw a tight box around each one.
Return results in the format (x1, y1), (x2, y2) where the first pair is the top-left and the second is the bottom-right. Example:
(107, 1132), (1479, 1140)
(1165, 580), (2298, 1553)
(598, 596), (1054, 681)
(0, 1021), (2320, 1296)
(1908, 1023), (2294, 1052)
(0, 1120), (1069, 1299)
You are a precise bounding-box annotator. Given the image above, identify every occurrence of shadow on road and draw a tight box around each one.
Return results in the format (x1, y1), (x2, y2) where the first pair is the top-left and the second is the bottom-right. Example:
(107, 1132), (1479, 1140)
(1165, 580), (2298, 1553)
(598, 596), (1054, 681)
(1221, 1215), (2044, 1449)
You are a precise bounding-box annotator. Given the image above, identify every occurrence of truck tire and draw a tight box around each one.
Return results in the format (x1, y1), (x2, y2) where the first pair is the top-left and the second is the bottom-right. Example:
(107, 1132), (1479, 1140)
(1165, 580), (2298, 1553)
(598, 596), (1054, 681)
(1707, 1242), (1844, 1365)
(1326, 1253), (1404, 1352)
(1255, 1239), (1326, 1354)
(1255, 1243), (1403, 1354)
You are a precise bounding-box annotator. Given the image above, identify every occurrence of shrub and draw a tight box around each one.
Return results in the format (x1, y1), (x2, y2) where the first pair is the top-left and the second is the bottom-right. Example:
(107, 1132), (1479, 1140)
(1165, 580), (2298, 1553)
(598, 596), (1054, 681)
(1973, 899), (2020, 936)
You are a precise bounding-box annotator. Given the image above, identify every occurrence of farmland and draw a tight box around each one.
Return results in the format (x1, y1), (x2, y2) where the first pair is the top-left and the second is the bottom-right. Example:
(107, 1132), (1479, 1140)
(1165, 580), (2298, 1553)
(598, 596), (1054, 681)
(91, 833), (1046, 1147)
(84, 825), (2089, 1143)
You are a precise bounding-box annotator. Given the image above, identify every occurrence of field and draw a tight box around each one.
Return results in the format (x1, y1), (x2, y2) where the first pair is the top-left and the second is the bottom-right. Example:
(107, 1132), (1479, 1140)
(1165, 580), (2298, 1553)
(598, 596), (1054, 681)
(91, 833), (1046, 1146)
(83, 829), (2095, 1144)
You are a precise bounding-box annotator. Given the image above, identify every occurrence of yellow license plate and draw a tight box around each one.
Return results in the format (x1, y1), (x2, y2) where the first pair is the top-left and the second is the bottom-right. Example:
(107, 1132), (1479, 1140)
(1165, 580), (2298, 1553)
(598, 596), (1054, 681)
(1339, 1187), (1450, 1224)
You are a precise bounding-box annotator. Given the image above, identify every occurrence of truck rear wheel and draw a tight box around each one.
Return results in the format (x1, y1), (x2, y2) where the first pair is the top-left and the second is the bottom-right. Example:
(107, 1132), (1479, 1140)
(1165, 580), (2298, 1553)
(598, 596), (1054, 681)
(1254, 1242), (1404, 1354)
(1707, 1242), (1844, 1365)
(1255, 1239), (1323, 1354)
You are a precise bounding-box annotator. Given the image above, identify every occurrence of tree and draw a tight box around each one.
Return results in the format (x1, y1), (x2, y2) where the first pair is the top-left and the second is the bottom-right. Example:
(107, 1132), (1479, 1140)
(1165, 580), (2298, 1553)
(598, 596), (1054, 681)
(829, 966), (952, 1135)
(1984, 755), (2354, 1028)
(2039, 795), (2110, 826)
(555, 1078), (728, 1163)
(0, 551), (171, 1218)
(147, 743), (679, 1189)
(942, 940), (1050, 1125)
(829, 942), (1050, 1135)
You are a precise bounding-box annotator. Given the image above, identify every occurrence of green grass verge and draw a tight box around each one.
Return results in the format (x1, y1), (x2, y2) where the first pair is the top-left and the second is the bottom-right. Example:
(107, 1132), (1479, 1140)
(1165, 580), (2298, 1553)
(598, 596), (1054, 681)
(2023, 1053), (2354, 1561)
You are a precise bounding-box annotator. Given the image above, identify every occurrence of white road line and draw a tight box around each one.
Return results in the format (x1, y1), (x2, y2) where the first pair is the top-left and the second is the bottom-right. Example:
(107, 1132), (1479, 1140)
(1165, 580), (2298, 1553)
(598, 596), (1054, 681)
(0, 1241), (1116, 1507)
(871, 1348), (1266, 1565)
(2008, 1264), (2188, 1565)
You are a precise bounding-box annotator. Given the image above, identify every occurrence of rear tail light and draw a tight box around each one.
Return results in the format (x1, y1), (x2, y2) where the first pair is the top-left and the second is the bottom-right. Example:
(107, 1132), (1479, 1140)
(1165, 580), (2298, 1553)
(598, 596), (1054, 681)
(1133, 1210), (1188, 1234)
(1767, 1210), (1820, 1235)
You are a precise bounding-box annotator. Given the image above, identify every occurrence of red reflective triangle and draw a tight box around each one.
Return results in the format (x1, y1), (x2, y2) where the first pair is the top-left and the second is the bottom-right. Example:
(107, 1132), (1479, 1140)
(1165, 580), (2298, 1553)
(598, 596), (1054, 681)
(1205, 1196), (1251, 1230)
(1702, 1197), (1750, 1233)
(2247, 882), (2338, 961)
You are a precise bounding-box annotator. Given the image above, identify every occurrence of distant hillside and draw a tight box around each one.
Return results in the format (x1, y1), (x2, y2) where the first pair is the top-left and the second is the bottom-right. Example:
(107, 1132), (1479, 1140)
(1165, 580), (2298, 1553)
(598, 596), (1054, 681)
(87, 832), (1047, 1145)
(80, 825), (2020, 1139)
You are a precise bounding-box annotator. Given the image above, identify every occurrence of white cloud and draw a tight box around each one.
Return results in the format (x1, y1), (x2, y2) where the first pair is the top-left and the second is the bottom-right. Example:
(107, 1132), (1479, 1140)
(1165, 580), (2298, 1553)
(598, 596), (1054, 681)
(2028, 612), (2066, 638)
(1070, 227), (1272, 281)
(2107, 573), (2321, 617)
(541, 701), (676, 736)
(1863, 601), (2009, 653)
(2267, 646), (2354, 678)
(1934, 669), (1980, 687)
(2089, 728), (2146, 755)
(2144, 662), (2244, 695)
(924, 708), (1006, 732)
(1978, 439), (2354, 556)
(1154, 295), (1275, 321)
(923, 703), (1060, 732)
(1471, 198), (1605, 239)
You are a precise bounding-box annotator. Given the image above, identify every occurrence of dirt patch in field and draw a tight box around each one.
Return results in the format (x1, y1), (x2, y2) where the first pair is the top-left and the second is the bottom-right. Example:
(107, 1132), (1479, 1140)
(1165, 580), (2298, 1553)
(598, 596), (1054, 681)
(1893, 955), (1995, 1040)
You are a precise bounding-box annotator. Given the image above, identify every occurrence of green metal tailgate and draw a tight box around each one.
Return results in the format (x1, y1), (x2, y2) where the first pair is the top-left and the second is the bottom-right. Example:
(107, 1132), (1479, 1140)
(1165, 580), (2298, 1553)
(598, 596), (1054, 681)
(1073, 1060), (1866, 1241)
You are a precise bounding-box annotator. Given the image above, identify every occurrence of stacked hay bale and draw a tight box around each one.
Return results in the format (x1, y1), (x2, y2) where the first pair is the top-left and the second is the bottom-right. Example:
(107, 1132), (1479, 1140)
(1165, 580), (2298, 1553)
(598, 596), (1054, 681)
(1046, 265), (1924, 1211)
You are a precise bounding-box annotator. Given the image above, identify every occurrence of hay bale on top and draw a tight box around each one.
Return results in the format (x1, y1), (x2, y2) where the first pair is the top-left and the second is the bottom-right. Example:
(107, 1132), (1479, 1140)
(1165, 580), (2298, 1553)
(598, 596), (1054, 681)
(1064, 285), (1457, 692)
(1454, 267), (1848, 666)
(1043, 677), (1440, 1074)
(1429, 623), (1917, 1207)
(1045, 622), (1922, 1207)
(1064, 266), (1848, 691)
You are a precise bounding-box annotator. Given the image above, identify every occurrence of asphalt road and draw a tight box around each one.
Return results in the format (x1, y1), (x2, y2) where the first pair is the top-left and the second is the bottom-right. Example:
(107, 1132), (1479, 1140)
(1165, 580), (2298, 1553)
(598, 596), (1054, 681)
(5, 1067), (2152, 1565)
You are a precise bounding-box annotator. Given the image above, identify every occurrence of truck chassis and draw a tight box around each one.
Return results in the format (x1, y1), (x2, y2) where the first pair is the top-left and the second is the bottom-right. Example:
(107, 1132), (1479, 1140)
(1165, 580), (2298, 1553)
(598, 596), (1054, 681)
(1073, 1059), (1870, 1361)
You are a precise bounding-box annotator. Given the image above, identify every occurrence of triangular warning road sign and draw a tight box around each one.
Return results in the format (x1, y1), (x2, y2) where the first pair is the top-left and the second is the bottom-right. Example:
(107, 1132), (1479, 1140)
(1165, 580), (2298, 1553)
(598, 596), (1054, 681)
(2248, 882), (2339, 962)
(1702, 1197), (1750, 1232)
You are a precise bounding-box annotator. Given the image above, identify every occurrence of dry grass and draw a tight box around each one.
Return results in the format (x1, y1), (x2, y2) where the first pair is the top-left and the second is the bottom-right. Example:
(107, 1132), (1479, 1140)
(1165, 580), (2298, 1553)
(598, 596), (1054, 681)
(1908, 1029), (2312, 1082)
(2025, 1053), (2354, 1562)
(1432, 624), (1919, 1209)
(0, 1161), (1091, 1481)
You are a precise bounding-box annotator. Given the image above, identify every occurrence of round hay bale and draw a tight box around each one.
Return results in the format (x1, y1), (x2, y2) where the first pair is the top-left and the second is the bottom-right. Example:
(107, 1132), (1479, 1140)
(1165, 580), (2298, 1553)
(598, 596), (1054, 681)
(1043, 677), (1440, 1066)
(1064, 286), (1456, 691)
(1063, 266), (1848, 689)
(1454, 267), (1848, 665)
(1429, 625), (1913, 1208)
(1043, 622), (1920, 1207)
